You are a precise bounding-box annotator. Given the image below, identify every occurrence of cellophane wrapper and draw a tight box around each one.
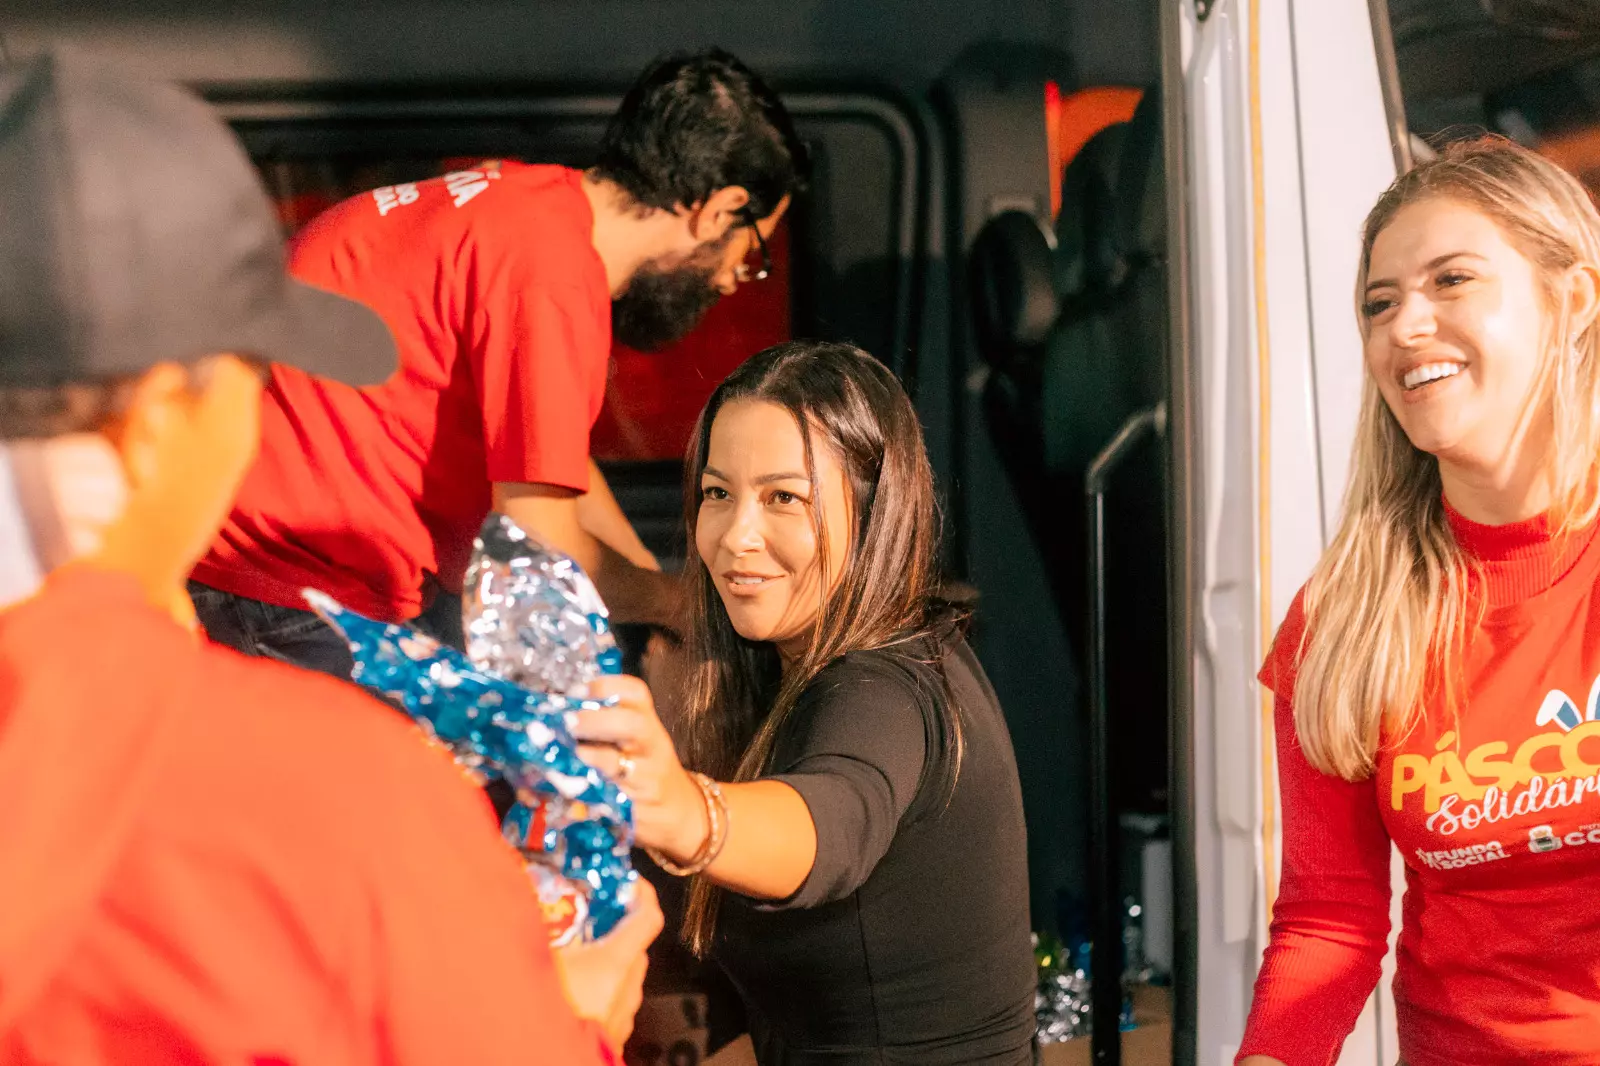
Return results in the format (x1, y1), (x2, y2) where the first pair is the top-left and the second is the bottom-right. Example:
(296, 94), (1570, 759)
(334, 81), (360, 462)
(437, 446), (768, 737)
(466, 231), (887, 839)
(304, 514), (635, 944)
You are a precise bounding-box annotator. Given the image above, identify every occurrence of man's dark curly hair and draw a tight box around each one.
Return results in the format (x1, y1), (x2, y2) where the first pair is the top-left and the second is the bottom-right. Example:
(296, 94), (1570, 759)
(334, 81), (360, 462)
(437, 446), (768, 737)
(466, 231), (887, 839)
(592, 49), (808, 221)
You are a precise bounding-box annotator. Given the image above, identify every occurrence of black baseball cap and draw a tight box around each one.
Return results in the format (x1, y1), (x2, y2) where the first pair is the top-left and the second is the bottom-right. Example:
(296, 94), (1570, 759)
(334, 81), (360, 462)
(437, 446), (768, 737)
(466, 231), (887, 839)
(0, 51), (396, 388)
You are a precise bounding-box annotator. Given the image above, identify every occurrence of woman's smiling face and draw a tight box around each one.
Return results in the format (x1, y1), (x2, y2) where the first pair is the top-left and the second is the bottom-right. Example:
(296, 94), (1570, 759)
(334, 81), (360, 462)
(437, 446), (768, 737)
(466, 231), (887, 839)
(694, 398), (852, 659)
(1361, 197), (1552, 469)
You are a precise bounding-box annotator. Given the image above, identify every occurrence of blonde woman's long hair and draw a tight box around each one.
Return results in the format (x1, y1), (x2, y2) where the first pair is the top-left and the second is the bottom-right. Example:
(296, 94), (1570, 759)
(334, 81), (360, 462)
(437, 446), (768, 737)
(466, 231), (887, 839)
(1296, 136), (1600, 781)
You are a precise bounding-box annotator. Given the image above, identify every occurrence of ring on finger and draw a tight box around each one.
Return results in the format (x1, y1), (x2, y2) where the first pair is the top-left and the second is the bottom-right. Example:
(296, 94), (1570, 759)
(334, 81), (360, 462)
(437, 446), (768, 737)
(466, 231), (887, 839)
(617, 754), (636, 782)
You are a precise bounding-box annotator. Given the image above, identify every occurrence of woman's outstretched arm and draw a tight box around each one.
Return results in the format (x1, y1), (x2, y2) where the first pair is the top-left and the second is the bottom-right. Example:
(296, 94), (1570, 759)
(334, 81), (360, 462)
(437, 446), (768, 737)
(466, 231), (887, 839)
(573, 674), (818, 900)
(575, 667), (928, 905)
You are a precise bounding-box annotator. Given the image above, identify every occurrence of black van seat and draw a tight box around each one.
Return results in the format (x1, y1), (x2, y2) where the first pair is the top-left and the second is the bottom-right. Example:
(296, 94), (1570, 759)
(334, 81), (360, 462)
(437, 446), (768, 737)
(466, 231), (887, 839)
(969, 86), (1169, 817)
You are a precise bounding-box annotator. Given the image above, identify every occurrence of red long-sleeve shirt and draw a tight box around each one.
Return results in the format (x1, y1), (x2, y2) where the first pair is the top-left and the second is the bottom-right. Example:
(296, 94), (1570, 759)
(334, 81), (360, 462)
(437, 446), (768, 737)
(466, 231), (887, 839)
(1240, 504), (1600, 1066)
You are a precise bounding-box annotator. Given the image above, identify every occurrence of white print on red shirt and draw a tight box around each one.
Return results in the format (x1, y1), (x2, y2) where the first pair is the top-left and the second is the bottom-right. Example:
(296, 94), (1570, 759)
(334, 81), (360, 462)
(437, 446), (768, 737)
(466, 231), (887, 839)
(1426, 772), (1600, 835)
(1414, 841), (1508, 869)
(1525, 822), (1600, 854)
(1388, 672), (1600, 852)
(373, 183), (420, 216)
(444, 168), (501, 208)
(1532, 678), (1600, 732)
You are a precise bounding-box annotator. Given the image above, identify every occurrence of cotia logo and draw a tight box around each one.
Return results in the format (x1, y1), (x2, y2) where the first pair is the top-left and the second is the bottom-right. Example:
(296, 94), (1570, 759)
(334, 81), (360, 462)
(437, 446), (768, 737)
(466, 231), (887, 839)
(1527, 823), (1600, 853)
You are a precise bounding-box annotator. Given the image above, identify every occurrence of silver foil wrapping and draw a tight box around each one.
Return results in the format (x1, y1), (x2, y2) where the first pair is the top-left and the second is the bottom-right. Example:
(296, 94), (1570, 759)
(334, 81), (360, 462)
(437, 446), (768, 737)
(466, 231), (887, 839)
(1035, 938), (1094, 1044)
(464, 512), (623, 694)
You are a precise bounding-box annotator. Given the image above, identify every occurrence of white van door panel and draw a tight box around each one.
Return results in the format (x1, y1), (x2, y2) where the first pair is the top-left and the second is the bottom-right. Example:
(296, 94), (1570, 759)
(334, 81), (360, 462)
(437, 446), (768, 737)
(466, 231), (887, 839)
(1182, 0), (1399, 1063)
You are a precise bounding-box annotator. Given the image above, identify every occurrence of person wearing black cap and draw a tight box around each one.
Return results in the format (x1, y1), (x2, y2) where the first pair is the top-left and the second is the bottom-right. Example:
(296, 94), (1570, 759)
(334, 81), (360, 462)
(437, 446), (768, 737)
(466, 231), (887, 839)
(0, 51), (659, 1065)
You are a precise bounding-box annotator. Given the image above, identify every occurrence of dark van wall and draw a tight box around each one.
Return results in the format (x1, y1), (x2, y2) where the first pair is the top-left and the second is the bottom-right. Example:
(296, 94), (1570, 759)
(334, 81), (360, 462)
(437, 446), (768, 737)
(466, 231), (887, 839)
(4, 0), (1153, 90)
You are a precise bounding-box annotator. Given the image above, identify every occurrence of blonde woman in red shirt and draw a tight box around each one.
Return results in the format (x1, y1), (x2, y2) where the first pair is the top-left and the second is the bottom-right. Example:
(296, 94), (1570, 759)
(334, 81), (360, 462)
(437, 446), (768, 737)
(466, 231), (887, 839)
(1239, 137), (1600, 1066)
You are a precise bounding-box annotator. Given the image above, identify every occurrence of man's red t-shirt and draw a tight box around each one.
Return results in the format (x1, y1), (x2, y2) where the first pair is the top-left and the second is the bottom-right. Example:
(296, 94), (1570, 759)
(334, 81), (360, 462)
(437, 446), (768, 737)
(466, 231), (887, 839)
(191, 163), (611, 622)
(0, 567), (611, 1065)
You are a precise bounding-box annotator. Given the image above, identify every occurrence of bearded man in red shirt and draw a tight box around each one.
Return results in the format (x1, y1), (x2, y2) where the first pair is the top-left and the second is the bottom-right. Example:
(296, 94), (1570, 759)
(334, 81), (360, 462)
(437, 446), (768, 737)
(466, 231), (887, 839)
(189, 50), (805, 676)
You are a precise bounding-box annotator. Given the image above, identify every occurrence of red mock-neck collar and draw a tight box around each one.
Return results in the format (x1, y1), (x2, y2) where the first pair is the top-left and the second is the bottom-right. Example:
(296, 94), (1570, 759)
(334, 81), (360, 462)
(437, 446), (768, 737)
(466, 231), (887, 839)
(1444, 497), (1598, 607)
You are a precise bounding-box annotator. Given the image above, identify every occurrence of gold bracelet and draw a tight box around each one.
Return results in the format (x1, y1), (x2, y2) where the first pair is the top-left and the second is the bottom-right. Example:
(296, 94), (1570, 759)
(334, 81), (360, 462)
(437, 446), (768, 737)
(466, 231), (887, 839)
(647, 772), (730, 877)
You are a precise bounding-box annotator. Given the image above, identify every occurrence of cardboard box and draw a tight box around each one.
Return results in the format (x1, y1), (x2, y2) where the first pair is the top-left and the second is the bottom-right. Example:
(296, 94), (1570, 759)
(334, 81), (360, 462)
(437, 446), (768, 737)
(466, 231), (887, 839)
(1040, 984), (1172, 1066)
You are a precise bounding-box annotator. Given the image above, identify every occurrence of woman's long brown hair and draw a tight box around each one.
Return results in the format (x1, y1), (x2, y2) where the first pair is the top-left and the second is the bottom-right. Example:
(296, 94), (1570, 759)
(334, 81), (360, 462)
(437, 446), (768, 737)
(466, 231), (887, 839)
(675, 340), (965, 955)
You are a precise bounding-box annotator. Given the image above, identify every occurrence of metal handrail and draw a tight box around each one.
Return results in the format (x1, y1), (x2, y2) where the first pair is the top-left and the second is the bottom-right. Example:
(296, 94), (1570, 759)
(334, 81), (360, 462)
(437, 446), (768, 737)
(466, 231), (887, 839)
(1085, 401), (1167, 1066)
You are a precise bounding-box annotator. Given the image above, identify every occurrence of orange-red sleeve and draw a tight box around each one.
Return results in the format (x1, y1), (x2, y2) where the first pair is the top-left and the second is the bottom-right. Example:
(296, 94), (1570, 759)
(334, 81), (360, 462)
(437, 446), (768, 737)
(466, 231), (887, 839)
(1237, 594), (1392, 1066)
(466, 229), (610, 492)
(365, 732), (613, 1066)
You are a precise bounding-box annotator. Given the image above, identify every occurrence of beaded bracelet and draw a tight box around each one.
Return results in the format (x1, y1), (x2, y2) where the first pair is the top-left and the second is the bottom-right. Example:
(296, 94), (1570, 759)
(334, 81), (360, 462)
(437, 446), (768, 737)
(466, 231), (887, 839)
(647, 772), (730, 877)
(694, 774), (730, 867)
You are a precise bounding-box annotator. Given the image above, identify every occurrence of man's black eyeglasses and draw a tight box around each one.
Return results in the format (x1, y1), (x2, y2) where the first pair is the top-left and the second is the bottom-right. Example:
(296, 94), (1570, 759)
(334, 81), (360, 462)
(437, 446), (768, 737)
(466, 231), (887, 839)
(734, 210), (771, 283)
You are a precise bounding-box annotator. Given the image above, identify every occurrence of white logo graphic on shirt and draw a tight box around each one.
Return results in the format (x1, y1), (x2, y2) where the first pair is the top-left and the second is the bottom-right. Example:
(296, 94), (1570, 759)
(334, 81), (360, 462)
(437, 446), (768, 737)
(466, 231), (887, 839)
(1533, 675), (1600, 733)
(444, 168), (501, 208)
(373, 182), (420, 216)
(1425, 769), (1600, 835)
(1414, 841), (1508, 870)
(1395, 671), (1600, 874)
(1526, 822), (1600, 854)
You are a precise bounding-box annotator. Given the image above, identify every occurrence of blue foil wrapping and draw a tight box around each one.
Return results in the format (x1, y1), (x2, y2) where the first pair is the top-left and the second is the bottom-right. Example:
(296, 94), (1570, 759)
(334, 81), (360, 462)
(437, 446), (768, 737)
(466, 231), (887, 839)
(304, 514), (636, 943)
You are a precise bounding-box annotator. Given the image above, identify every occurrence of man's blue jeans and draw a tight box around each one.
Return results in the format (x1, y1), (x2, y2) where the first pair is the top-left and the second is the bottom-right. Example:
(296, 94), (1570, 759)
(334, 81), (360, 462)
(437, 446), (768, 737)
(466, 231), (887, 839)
(187, 580), (466, 681)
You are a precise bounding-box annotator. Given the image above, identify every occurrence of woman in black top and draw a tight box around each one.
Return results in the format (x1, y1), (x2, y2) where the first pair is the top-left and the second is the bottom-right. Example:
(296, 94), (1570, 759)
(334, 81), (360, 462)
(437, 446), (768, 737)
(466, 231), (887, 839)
(575, 341), (1035, 1064)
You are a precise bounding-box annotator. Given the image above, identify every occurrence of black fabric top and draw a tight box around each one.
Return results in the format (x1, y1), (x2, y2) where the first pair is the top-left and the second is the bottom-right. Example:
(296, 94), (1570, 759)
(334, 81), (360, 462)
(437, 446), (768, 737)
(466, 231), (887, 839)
(713, 638), (1036, 1065)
